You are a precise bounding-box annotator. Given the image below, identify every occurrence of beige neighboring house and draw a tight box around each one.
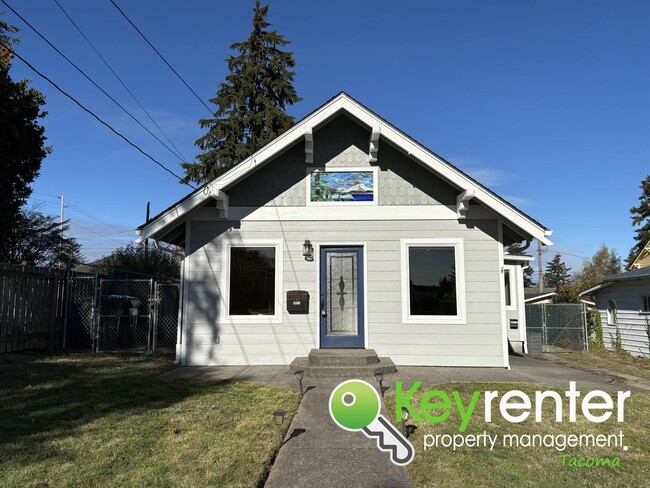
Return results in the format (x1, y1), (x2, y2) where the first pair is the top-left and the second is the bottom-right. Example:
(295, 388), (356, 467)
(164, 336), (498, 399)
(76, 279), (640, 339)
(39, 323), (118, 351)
(524, 288), (557, 305)
(630, 240), (650, 270)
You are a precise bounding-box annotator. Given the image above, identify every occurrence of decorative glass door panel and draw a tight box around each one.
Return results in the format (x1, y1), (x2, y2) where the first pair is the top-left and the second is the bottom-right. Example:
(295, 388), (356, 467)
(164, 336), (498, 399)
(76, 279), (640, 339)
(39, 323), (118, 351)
(320, 247), (364, 348)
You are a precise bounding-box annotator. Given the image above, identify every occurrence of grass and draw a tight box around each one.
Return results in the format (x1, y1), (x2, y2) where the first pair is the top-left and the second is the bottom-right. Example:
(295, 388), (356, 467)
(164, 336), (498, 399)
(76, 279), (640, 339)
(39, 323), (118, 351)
(0, 353), (300, 488)
(385, 382), (650, 488)
(550, 349), (650, 381)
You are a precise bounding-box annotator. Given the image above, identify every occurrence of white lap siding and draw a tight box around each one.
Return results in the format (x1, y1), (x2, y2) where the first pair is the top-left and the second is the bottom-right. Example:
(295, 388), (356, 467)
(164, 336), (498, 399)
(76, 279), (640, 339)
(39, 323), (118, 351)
(596, 281), (650, 358)
(182, 215), (505, 367)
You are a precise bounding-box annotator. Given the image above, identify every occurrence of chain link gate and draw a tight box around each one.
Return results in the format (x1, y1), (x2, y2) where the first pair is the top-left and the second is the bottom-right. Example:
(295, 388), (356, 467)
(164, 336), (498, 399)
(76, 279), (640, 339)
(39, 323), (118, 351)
(64, 274), (99, 350)
(152, 283), (180, 355)
(525, 303), (588, 353)
(62, 274), (179, 354)
(96, 279), (153, 352)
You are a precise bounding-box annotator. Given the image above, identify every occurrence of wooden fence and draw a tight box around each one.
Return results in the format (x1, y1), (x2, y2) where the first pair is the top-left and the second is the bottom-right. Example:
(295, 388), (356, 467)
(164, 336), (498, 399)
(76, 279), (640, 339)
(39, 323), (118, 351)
(0, 263), (65, 353)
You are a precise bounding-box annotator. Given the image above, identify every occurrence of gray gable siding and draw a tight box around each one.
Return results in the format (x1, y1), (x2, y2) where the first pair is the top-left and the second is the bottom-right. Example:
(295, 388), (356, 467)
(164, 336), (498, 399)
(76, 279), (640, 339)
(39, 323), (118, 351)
(225, 114), (459, 208)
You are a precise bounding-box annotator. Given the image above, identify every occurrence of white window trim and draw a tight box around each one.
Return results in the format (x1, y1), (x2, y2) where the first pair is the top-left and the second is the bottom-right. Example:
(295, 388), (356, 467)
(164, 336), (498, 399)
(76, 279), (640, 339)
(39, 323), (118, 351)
(606, 300), (617, 325)
(504, 265), (516, 310)
(641, 295), (650, 315)
(305, 166), (379, 206)
(221, 239), (284, 324)
(400, 238), (467, 325)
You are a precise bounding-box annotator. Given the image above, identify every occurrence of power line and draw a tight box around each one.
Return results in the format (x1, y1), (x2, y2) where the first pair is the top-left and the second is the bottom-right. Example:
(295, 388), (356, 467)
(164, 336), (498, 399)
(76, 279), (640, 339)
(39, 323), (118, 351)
(71, 221), (128, 246)
(0, 0), (187, 163)
(52, 0), (189, 162)
(109, 0), (214, 116)
(2, 42), (195, 188)
(66, 203), (132, 234)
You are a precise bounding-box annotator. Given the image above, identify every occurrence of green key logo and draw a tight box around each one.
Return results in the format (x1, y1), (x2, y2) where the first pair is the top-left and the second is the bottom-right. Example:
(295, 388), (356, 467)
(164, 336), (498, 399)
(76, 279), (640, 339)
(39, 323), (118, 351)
(329, 379), (415, 466)
(329, 379), (380, 431)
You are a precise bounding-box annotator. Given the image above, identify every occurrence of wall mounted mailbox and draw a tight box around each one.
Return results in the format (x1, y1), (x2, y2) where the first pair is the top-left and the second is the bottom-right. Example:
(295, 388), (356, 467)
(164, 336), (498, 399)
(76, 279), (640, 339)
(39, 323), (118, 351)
(510, 319), (519, 329)
(287, 290), (310, 314)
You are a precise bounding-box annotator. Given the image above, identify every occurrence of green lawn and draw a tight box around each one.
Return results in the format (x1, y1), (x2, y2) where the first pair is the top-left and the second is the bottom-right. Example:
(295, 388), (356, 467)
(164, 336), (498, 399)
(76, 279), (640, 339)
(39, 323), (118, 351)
(385, 382), (650, 488)
(549, 349), (650, 381)
(0, 353), (300, 488)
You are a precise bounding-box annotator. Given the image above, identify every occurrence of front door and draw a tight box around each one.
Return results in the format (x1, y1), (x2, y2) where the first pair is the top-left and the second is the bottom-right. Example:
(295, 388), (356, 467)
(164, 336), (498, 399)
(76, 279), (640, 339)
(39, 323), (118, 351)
(320, 246), (365, 348)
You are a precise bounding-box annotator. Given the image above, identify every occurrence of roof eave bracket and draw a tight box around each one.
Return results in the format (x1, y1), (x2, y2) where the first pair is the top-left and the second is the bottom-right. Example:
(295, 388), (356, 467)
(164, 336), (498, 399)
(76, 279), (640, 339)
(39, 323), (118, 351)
(208, 187), (230, 219)
(305, 127), (314, 164)
(369, 127), (380, 163)
(456, 187), (476, 219)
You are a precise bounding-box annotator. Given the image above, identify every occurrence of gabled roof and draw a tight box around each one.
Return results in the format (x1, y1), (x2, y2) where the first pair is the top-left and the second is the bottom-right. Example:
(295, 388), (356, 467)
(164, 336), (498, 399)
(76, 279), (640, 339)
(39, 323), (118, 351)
(580, 267), (650, 296)
(630, 240), (650, 270)
(524, 292), (557, 304)
(136, 92), (553, 245)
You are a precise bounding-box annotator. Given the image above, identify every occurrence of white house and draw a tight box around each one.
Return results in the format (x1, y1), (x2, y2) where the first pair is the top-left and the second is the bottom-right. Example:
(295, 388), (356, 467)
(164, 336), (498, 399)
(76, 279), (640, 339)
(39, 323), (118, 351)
(581, 267), (650, 357)
(137, 93), (553, 368)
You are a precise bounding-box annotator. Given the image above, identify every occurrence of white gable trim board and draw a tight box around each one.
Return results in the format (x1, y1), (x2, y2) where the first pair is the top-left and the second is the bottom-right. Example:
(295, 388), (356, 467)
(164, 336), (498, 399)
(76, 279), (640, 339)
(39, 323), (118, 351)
(140, 93), (552, 368)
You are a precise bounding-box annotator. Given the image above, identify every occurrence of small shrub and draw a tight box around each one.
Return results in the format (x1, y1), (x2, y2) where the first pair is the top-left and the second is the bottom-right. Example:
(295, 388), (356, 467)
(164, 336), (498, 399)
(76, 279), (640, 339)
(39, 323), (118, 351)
(610, 329), (632, 358)
(587, 308), (604, 349)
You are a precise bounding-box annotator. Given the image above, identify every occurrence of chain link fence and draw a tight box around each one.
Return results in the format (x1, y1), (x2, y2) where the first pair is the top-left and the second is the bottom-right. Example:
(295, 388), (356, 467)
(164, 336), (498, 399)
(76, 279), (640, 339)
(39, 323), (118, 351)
(63, 273), (179, 355)
(526, 303), (588, 353)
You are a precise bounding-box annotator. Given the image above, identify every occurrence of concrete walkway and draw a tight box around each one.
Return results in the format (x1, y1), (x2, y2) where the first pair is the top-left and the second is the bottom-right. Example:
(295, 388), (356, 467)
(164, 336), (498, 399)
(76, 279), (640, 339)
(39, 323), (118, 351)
(264, 380), (413, 488)
(161, 355), (647, 488)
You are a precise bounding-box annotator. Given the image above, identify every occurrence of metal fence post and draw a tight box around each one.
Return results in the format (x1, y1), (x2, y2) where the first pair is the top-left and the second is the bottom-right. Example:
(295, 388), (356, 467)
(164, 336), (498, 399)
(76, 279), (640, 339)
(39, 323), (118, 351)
(62, 260), (72, 350)
(582, 303), (589, 351)
(542, 303), (548, 351)
(92, 275), (101, 352)
(152, 281), (159, 357)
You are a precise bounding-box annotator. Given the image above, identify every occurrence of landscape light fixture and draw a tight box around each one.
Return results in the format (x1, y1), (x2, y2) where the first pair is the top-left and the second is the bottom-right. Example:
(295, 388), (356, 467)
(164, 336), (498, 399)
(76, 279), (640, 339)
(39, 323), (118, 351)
(303, 239), (314, 261)
(401, 406), (409, 436)
(374, 370), (384, 397)
(272, 410), (286, 444)
(294, 370), (305, 396)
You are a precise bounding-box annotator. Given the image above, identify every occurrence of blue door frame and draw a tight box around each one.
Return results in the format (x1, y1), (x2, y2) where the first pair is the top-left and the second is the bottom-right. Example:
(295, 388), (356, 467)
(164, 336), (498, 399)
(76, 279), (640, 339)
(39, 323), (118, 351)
(319, 246), (365, 348)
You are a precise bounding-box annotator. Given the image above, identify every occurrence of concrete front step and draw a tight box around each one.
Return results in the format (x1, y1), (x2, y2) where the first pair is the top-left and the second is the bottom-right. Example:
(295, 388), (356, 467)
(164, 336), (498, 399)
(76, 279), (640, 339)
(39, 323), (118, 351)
(289, 348), (397, 377)
(308, 348), (381, 365)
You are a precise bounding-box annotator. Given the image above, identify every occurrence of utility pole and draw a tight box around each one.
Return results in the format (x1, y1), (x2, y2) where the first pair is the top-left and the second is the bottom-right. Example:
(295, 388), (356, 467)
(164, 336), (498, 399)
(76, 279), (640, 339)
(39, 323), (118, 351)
(537, 240), (544, 293)
(145, 201), (150, 253)
(144, 201), (150, 270)
(58, 195), (65, 269)
(59, 195), (65, 233)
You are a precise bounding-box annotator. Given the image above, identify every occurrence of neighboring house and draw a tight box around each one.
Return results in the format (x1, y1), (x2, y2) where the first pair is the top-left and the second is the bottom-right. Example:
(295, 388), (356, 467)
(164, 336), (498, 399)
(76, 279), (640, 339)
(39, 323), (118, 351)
(629, 240), (650, 270)
(524, 288), (557, 305)
(581, 268), (650, 357)
(136, 93), (553, 368)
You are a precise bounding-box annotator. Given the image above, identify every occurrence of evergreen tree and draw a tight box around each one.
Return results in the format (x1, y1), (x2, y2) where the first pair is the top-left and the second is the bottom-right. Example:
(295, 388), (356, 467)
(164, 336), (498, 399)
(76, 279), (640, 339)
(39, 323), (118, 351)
(544, 253), (571, 288)
(626, 175), (650, 267)
(522, 266), (535, 288)
(0, 19), (50, 261)
(505, 242), (535, 287)
(183, 0), (301, 184)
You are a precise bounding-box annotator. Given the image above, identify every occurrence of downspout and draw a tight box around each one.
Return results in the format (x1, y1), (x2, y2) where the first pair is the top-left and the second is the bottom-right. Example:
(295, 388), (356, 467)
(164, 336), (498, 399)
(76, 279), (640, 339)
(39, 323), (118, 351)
(175, 258), (185, 365)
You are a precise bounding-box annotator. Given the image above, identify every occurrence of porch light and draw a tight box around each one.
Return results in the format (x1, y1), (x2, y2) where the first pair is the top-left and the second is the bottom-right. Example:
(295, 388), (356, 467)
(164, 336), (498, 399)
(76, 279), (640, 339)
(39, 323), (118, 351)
(374, 370), (384, 397)
(401, 406), (409, 436)
(272, 410), (286, 444)
(294, 370), (305, 396)
(303, 239), (314, 261)
(273, 410), (286, 427)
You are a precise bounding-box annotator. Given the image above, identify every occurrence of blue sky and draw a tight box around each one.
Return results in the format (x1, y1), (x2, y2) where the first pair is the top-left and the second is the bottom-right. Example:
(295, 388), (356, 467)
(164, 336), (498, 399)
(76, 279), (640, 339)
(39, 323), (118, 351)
(4, 1), (649, 279)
